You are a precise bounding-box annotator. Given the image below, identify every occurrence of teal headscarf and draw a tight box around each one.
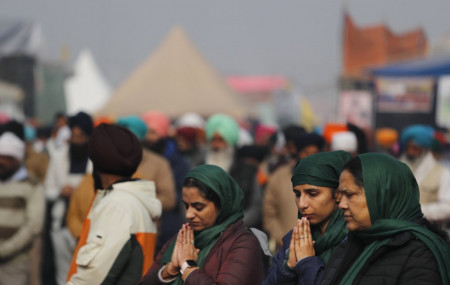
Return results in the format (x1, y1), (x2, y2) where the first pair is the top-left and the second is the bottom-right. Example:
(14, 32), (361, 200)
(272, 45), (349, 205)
(161, 164), (244, 284)
(340, 153), (450, 284)
(291, 151), (351, 264)
(205, 114), (239, 146)
(116, 115), (148, 140)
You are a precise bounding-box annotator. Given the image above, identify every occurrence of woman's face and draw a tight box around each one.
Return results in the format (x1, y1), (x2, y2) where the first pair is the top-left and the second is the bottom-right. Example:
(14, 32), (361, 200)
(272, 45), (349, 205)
(338, 170), (372, 231)
(182, 186), (220, 232)
(293, 184), (337, 234)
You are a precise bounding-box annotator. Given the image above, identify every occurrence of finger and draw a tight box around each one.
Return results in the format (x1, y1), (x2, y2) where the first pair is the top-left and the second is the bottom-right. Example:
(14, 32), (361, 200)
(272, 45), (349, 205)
(295, 220), (305, 260)
(188, 224), (195, 246)
(287, 227), (297, 267)
(300, 217), (307, 243)
(182, 224), (188, 245)
(176, 228), (183, 244)
(294, 222), (301, 245)
(305, 218), (314, 249)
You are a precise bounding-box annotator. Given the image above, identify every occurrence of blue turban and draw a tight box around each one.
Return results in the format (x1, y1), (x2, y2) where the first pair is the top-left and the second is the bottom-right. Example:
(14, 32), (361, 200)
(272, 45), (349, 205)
(400, 124), (434, 148)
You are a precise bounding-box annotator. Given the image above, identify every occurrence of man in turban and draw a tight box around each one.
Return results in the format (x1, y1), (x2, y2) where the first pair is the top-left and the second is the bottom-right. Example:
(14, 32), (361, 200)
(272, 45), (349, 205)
(66, 117), (176, 257)
(400, 124), (450, 227)
(0, 132), (45, 285)
(66, 124), (161, 284)
(205, 114), (240, 172)
(44, 111), (93, 285)
(204, 114), (264, 229)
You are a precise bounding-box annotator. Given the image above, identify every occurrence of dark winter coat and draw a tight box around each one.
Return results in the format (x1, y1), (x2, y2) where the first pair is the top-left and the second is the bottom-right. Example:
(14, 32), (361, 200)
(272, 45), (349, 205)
(139, 219), (264, 285)
(317, 230), (442, 285)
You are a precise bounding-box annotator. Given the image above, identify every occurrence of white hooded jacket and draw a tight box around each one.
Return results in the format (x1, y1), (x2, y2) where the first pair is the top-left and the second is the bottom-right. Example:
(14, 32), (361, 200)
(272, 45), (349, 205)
(67, 179), (162, 285)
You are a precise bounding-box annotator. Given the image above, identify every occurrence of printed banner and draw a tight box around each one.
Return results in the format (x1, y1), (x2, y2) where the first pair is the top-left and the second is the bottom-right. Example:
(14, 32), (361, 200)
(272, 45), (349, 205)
(437, 76), (450, 128)
(339, 90), (373, 129)
(375, 77), (434, 113)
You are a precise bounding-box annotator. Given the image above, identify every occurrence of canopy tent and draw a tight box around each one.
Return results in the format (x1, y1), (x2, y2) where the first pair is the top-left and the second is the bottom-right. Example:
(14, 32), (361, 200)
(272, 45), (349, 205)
(0, 18), (44, 117)
(0, 18), (43, 58)
(97, 26), (247, 119)
(64, 49), (111, 115)
(371, 56), (450, 77)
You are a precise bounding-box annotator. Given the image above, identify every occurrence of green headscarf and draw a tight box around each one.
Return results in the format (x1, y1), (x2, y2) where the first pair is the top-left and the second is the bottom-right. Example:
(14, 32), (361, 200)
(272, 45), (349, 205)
(340, 153), (450, 284)
(291, 150), (351, 264)
(205, 114), (239, 146)
(161, 164), (244, 284)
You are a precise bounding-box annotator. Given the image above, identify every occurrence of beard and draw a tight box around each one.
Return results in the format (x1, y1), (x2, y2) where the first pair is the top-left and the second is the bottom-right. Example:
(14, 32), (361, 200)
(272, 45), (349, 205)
(0, 163), (19, 181)
(142, 139), (165, 155)
(404, 151), (427, 172)
(92, 168), (103, 191)
(205, 145), (235, 172)
(69, 142), (89, 161)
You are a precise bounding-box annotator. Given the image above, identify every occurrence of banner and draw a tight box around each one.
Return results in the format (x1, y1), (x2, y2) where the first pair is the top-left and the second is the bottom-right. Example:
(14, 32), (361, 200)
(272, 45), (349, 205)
(375, 77), (434, 113)
(437, 76), (450, 128)
(339, 90), (372, 129)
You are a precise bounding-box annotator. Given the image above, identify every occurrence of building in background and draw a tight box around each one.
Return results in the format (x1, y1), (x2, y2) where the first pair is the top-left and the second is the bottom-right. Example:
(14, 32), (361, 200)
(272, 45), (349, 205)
(338, 12), (429, 134)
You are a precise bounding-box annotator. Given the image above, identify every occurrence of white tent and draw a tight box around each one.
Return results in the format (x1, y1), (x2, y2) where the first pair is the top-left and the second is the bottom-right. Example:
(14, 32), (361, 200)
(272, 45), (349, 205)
(64, 49), (111, 115)
(97, 26), (247, 119)
(0, 19), (43, 58)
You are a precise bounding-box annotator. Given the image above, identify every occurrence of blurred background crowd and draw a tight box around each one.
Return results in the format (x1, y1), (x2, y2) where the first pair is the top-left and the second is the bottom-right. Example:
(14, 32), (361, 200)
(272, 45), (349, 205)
(0, 1), (450, 284)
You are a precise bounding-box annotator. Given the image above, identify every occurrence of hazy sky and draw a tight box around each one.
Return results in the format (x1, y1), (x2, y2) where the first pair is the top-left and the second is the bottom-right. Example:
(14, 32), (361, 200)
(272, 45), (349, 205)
(1, 0), (450, 120)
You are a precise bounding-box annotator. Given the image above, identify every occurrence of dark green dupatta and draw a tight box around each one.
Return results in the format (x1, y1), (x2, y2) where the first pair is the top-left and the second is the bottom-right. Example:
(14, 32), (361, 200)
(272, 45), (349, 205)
(339, 153), (450, 284)
(161, 164), (244, 284)
(292, 150), (351, 264)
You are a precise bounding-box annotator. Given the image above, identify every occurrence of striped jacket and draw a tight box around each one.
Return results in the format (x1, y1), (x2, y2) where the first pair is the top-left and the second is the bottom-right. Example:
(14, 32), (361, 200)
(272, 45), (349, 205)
(66, 179), (162, 285)
(0, 167), (45, 263)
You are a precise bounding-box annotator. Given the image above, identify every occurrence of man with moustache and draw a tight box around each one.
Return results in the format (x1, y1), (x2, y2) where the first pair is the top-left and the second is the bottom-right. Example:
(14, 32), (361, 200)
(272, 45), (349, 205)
(44, 112), (93, 285)
(400, 125), (450, 228)
(204, 113), (263, 229)
(0, 132), (45, 285)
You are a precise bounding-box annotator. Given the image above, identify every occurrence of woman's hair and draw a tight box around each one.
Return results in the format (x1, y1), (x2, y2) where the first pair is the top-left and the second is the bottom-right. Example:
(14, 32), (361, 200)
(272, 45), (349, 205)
(342, 156), (364, 188)
(183, 177), (221, 210)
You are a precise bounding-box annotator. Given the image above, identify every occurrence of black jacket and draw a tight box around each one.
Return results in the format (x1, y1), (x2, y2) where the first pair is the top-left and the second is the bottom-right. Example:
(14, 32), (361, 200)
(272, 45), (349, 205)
(321, 231), (442, 285)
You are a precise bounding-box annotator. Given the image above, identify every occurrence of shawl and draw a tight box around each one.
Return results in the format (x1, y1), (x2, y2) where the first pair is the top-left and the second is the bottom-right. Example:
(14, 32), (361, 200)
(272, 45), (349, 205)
(291, 150), (351, 264)
(161, 164), (244, 284)
(340, 153), (450, 284)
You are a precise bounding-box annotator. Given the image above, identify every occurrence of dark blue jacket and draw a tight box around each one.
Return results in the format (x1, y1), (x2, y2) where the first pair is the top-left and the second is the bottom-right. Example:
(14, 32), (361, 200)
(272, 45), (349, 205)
(261, 231), (325, 285)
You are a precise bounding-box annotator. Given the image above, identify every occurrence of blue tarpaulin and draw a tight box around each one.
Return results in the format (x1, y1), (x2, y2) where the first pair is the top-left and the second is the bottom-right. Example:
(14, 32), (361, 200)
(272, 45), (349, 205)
(371, 56), (450, 77)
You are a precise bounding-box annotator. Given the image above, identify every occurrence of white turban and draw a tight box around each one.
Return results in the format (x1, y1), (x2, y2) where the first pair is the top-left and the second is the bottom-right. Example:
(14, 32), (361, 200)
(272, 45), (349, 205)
(0, 132), (25, 162)
(331, 131), (357, 153)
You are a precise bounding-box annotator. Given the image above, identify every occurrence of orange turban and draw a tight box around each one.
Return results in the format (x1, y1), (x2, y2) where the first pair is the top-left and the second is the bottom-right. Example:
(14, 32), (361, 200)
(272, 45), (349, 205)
(376, 128), (399, 147)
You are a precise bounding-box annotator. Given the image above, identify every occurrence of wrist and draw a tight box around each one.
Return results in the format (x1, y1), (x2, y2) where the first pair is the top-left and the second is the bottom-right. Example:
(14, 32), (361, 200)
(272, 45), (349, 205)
(165, 263), (179, 276)
(180, 259), (198, 275)
(284, 260), (296, 273)
(181, 266), (199, 281)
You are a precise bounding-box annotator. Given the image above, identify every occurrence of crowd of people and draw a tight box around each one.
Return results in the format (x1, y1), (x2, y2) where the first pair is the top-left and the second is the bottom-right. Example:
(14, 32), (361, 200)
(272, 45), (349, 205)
(0, 109), (449, 284)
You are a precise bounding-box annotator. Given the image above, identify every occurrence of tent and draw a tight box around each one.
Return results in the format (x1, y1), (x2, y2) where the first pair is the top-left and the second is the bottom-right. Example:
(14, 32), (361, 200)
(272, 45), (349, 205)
(64, 49), (111, 115)
(97, 26), (247, 119)
(0, 18), (44, 117)
(0, 18), (43, 58)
